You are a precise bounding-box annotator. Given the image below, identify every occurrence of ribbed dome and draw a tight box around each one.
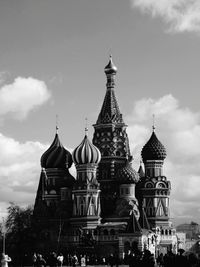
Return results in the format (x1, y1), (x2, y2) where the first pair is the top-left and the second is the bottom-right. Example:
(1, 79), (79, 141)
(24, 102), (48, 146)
(117, 159), (140, 184)
(41, 133), (73, 169)
(72, 134), (101, 165)
(104, 55), (117, 75)
(141, 131), (167, 161)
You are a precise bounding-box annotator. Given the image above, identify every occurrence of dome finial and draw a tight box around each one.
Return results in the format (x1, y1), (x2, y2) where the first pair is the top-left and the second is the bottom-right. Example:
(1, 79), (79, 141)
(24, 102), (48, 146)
(56, 114), (59, 134)
(85, 117), (88, 136)
(152, 114), (155, 132)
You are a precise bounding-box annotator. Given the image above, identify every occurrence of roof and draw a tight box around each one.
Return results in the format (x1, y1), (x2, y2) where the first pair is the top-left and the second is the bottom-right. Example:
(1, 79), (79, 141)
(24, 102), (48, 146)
(41, 133), (72, 169)
(141, 131), (167, 161)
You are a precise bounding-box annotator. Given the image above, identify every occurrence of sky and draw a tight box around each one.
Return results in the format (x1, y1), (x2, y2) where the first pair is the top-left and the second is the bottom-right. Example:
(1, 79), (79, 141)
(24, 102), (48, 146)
(0, 0), (200, 226)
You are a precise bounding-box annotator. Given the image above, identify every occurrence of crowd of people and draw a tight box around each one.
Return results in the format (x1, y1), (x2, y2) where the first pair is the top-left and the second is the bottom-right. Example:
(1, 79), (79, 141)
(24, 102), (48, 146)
(2, 249), (200, 266)
(126, 249), (200, 267)
(31, 252), (88, 267)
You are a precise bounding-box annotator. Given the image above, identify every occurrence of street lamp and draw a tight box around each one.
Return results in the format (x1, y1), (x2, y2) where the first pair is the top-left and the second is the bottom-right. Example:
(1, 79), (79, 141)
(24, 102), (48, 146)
(154, 234), (158, 259)
(1, 217), (6, 254)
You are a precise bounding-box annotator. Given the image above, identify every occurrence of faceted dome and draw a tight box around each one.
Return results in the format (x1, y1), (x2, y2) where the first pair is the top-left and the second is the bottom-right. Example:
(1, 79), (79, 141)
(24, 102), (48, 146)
(117, 158), (140, 184)
(41, 133), (73, 169)
(104, 55), (117, 75)
(141, 131), (167, 162)
(72, 134), (101, 165)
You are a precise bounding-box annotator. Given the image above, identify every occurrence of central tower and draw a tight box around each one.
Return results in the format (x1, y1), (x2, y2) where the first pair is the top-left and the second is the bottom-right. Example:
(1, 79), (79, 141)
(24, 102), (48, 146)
(93, 56), (131, 218)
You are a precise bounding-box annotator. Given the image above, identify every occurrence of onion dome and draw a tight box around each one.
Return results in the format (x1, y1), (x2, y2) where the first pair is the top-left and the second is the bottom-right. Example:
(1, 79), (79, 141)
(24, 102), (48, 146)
(117, 157), (140, 184)
(41, 132), (72, 169)
(104, 55), (117, 75)
(141, 131), (167, 162)
(72, 130), (101, 165)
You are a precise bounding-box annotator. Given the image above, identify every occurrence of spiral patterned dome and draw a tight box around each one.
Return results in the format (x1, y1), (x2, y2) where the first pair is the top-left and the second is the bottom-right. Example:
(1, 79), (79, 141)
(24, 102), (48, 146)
(41, 133), (73, 169)
(117, 159), (140, 184)
(141, 131), (167, 162)
(72, 134), (101, 165)
(104, 55), (117, 75)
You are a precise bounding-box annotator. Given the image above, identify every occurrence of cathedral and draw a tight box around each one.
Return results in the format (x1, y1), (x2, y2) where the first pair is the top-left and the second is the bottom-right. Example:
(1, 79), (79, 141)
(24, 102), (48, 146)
(33, 56), (178, 258)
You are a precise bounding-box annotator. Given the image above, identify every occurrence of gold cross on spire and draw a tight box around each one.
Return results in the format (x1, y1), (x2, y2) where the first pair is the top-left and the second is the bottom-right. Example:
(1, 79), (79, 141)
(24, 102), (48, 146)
(85, 117), (88, 136)
(152, 114), (155, 132)
(56, 114), (59, 134)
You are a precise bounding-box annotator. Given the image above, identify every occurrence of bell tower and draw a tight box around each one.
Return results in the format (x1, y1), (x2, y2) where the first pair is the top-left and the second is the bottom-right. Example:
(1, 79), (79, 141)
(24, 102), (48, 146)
(93, 56), (131, 218)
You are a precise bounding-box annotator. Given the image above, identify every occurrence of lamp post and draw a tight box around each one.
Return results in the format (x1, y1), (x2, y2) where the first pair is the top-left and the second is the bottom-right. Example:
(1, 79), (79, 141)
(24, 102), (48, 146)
(154, 234), (158, 259)
(2, 217), (6, 254)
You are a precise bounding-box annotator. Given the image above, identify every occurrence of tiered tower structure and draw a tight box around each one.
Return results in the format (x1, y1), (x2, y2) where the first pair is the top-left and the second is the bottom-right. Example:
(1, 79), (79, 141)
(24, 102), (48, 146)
(93, 56), (131, 218)
(34, 127), (75, 222)
(71, 128), (101, 231)
(136, 127), (171, 228)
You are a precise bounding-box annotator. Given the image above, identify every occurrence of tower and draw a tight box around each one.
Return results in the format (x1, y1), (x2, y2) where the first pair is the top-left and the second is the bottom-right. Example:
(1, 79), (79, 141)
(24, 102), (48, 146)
(71, 128), (101, 230)
(34, 127), (75, 222)
(136, 127), (171, 228)
(93, 56), (131, 218)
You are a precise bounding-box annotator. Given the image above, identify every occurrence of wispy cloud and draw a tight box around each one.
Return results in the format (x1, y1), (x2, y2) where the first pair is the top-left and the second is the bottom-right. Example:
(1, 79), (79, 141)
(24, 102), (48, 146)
(131, 0), (200, 33)
(126, 94), (200, 225)
(0, 77), (51, 120)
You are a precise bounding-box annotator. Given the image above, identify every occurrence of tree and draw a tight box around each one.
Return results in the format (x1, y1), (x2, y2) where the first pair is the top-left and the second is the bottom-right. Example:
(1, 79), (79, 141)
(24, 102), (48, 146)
(5, 202), (34, 265)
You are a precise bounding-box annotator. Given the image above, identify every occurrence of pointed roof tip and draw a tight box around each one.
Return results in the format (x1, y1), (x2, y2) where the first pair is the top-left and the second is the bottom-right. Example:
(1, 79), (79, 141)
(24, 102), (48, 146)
(152, 114), (155, 132)
(85, 127), (88, 137)
(56, 114), (59, 134)
(85, 117), (89, 137)
(104, 55), (117, 74)
(56, 125), (59, 134)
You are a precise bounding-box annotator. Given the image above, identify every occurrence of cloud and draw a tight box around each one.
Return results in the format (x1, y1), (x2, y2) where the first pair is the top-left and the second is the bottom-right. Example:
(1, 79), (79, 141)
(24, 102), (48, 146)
(126, 94), (200, 225)
(0, 133), (47, 211)
(131, 0), (200, 33)
(0, 77), (51, 120)
(0, 133), (76, 220)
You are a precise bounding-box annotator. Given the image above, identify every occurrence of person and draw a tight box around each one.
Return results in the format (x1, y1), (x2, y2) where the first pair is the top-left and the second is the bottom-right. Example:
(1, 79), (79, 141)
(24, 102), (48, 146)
(157, 253), (164, 267)
(80, 255), (86, 267)
(72, 254), (78, 267)
(108, 254), (115, 267)
(48, 252), (57, 267)
(36, 254), (46, 267)
(57, 253), (64, 267)
(32, 253), (37, 267)
(1, 253), (11, 267)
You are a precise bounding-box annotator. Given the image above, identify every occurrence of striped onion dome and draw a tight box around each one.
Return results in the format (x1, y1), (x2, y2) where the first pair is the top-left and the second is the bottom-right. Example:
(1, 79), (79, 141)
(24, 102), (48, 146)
(117, 158), (140, 184)
(41, 133), (72, 169)
(104, 55), (117, 75)
(72, 132), (101, 165)
(141, 131), (167, 162)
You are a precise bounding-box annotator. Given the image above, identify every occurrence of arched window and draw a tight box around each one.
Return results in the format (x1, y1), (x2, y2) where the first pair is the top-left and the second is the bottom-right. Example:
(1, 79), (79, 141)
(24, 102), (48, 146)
(94, 229), (97, 236)
(145, 182), (153, 188)
(103, 229), (108, 235)
(156, 182), (166, 188)
(110, 229), (115, 235)
(124, 241), (131, 253)
(116, 151), (121, 156)
(80, 198), (85, 216)
(132, 241), (138, 253)
(103, 151), (109, 156)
